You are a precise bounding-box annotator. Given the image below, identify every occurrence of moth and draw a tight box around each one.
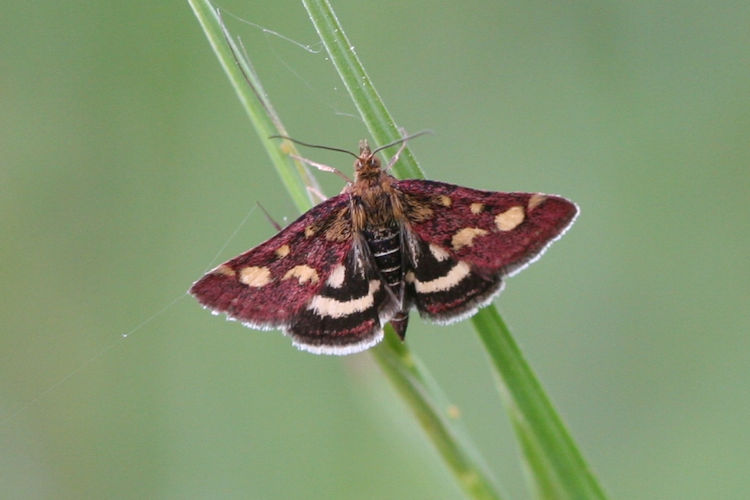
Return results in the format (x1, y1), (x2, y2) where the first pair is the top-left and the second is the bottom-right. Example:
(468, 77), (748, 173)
(190, 139), (578, 355)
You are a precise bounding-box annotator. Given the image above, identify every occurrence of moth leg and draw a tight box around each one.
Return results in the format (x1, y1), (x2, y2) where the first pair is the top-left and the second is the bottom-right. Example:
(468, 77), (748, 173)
(288, 153), (352, 183)
(306, 185), (328, 203)
(385, 128), (409, 171)
(255, 201), (282, 231)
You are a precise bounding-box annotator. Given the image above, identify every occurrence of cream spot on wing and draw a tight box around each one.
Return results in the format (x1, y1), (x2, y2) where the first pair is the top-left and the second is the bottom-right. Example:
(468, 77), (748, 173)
(412, 261), (471, 293)
(283, 265), (319, 284)
(304, 226), (315, 238)
(495, 206), (525, 231)
(213, 264), (236, 277)
(326, 264), (346, 288)
(239, 266), (272, 287)
(438, 195), (452, 207)
(527, 194), (547, 211)
(470, 202), (484, 214)
(275, 244), (290, 258)
(451, 227), (489, 250)
(429, 243), (451, 262)
(405, 271), (415, 283)
(308, 280), (381, 318)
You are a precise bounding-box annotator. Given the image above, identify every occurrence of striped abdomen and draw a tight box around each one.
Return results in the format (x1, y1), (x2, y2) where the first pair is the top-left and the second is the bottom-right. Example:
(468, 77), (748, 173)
(363, 225), (410, 338)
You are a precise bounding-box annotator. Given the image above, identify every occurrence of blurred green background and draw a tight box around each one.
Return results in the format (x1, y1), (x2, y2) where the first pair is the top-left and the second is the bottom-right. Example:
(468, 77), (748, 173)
(2, 1), (749, 498)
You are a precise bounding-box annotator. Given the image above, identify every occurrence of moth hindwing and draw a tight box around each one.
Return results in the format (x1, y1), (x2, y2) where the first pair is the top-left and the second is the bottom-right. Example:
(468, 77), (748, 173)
(190, 140), (578, 355)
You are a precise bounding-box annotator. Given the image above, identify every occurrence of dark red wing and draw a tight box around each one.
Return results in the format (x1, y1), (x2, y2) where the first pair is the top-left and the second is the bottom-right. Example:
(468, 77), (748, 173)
(397, 179), (578, 276)
(190, 194), (353, 330)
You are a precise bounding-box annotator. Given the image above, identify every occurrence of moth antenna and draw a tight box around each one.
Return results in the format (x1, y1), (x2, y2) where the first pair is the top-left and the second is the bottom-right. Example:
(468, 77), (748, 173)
(270, 135), (359, 159)
(371, 129), (433, 156)
(256, 201), (282, 231)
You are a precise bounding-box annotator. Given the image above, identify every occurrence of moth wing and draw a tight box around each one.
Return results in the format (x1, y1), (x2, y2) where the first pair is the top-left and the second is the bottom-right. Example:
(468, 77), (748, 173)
(400, 231), (504, 323)
(286, 236), (397, 355)
(190, 195), (394, 355)
(190, 195), (352, 331)
(396, 180), (578, 322)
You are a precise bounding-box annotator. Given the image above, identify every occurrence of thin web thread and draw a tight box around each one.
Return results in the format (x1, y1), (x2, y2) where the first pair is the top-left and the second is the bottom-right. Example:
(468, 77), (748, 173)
(0, 204), (260, 424)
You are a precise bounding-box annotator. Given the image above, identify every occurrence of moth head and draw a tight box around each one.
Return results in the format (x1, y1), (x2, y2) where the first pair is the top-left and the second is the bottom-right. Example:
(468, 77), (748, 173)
(354, 140), (382, 179)
(354, 130), (431, 180)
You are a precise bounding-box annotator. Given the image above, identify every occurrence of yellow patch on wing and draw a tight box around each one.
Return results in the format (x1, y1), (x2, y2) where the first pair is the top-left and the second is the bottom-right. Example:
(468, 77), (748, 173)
(428, 243), (451, 262)
(470, 202), (484, 214)
(239, 266), (272, 287)
(326, 264), (346, 288)
(411, 261), (471, 293)
(495, 206), (525, 231)
(308, 280), (381, 318)
(283, 265), (319, 284)
(451, 227), (489, 250)
(527, 194), (547, 211)
(438, 195), (452, 207)
(275, 245), (290, 258)
(213, 264), (236, 277)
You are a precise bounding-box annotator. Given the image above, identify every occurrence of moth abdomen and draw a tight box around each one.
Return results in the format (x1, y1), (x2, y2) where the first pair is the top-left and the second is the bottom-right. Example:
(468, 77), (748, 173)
(364, 226), (403, 289)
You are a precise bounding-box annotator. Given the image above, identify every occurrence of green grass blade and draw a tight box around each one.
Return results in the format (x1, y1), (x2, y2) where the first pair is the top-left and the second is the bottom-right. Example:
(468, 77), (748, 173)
(302, 1), (608, 498)
(300, 1), (422, 180)
(376, 329), (505, 500)
(189, 1), (504, 499)
(472, 309), (607, 499)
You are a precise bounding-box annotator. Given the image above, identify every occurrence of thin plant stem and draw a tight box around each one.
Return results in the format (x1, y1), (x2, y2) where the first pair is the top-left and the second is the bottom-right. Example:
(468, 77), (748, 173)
(189, 1), (505, 498)
(302, 1), (608, 498)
